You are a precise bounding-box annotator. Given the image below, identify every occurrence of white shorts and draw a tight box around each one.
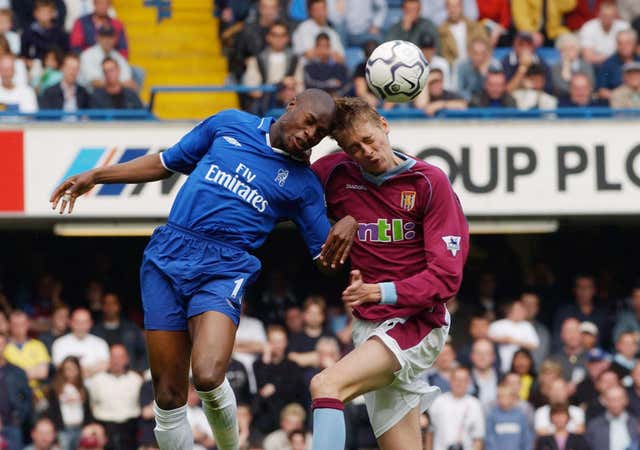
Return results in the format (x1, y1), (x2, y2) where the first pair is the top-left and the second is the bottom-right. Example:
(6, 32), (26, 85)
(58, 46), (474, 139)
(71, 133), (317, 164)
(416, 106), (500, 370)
(351, 308), (450, 438)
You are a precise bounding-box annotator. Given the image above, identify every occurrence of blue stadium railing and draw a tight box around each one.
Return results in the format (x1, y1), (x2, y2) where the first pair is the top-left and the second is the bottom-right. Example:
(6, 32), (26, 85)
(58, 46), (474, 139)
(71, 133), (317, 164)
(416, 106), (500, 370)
(0, 109), (157, 121)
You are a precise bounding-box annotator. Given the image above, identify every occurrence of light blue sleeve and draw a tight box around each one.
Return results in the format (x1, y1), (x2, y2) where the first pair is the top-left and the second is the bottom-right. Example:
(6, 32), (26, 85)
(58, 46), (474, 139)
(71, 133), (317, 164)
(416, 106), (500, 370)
(291, 175), (331, 259)
(161, 111), (229, 174)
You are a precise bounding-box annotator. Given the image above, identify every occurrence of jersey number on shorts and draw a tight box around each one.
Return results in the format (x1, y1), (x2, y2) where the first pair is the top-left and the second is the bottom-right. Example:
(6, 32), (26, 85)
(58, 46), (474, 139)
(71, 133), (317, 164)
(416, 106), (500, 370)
(231, 278), (245, 298)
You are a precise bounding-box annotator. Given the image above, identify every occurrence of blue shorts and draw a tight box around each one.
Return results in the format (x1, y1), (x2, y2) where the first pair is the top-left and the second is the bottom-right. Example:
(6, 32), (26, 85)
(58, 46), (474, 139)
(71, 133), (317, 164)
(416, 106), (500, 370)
(140, 223), (261, 330)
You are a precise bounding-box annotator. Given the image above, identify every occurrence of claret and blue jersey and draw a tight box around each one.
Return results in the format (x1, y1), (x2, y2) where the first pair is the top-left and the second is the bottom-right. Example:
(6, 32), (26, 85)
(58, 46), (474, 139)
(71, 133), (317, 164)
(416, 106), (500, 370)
(141, 109), (331, 330)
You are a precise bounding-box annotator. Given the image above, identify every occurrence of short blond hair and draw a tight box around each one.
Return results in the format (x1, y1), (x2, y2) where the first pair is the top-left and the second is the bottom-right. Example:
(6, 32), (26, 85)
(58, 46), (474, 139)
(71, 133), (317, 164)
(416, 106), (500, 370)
(281, 403), (306, 421)
(331, 97), (382, 143)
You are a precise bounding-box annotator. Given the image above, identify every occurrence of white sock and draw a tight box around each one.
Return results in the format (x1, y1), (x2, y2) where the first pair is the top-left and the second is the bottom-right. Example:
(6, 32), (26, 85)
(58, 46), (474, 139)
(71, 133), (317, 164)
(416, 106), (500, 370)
(153, 402), (193, 450)
(197, 378), (239, 450)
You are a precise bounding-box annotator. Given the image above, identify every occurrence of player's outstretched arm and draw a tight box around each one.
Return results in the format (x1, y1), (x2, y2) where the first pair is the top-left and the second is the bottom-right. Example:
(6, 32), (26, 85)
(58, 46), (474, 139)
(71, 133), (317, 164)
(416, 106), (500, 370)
(316, 215), (359, 273)
(50, 153), (171, 214)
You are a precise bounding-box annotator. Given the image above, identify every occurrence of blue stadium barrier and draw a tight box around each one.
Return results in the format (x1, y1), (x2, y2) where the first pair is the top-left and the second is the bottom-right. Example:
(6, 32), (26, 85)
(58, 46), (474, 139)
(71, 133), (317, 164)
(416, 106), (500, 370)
(0, 109), (157, 121)
(492, 47), (560, 66)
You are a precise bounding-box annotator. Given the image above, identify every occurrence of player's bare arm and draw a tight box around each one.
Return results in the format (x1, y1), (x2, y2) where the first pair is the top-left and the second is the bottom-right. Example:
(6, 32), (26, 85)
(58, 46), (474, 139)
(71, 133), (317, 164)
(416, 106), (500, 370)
(50, 153), (170, 214)
(317, 215), (359, 271)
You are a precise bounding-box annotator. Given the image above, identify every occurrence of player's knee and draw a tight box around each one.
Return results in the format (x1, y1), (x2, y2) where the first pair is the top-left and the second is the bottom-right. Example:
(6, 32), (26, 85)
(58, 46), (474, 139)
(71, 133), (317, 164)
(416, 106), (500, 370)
(310, 370), (341, 400)
(154, 384), (187, 410)
(191, 358), (227, 391)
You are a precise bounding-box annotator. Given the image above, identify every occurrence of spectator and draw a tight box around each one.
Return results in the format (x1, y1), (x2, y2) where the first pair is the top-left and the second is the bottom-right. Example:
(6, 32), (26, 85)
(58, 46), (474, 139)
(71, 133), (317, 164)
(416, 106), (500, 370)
(70, 0), (128, 58)
(477, 0), (511, 46)
(353, 39), (381, 107)
(485, 384), (533, 450)
(558, 72), (604, 106)
(511, 0), (575, 45)
(534, 378), (586, 435)
(185, 383), (215, 450)
(51, 308), (109, 379)
(503, 32), (553, 94)
(20, 0), (68, 64)
(39, 53), (90, 110)
(529, 359), (564, 408)
(585, 370), (621, 422)
(233, 304), (267, 393)
(579, 321), (599, 352)
(427, 342), (457, 393)
(513, 63), (559, 109)
(79, 24), (134, 90)
(237, 403), (264, 450)
(489, 299), (540, 373)
(417, 35), (452, 88)
(45, 356), (92, 450)
(535, 403), (591, 450)
(242, 21), (303, 114)
(85, 344), (142, 450)
(501, 372), (536, 426)
(613, 287), (640, 343)
(617, 0), (640, 23)
(32, 47), (64, 93)
(596, 29), (639, 99)
(457, 314), (501, 368)
(456, 38), (498, 101)
(553, 275), (608, 349)
(288, 429), (307, 450)
(288, 296), (334, 369)
(385, 0), (440, 51)
(566, 0), (605, 31)
(0, 9), (19, 54)
(327, 0), (387, 47)
(469, 338), (500, 412)
(284, 306), (304, 335)
(292, 0), (344, 62)
(521, 292), (551, 371)
(585, 386), (639, 450)
(254, 269), (298, 326)
(627, 361), (640, 417)
(0, 54), (38, 112)
(253, 325), (306, 433)
(0, 35), (28, 86)
(10, 0), (66, 32)
(580, 2), (630, 65)
(23, 418), (59, 450)
(64, 0), (116, 32)
(3, 310), (50, 403)
(313, 336), (341, 376)
(426, 367), (485, 450)
(610, 332), (638, 386)
(413, 67), (467, 115)
(551, 32), (595, 97)
(262, 403), (311, 450)
(551, 318), (586, 386)
(226, 358), (252, 405)
(511, 349), (537, 400)
(38, 304), (69, 354)
(0, 332), (32, 450)
(77, 423), (107, 450)
(89, 58), (143, 109)
(419, 0), (478, 26)
(610, 61), (640, 108)
(573, 348), (612, 408)
(91, 293), (146, 372)
(438, 0), (488, 66)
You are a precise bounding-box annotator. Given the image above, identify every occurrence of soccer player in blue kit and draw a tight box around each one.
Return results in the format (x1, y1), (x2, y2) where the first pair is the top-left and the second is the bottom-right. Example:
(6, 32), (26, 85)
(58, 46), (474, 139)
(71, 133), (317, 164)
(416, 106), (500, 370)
(50, 89), (358, 450)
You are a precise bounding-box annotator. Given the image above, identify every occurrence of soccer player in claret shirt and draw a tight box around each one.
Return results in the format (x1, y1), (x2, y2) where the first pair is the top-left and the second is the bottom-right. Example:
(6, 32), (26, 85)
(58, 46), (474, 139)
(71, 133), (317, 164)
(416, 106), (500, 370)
(50, 89), (358, 450)
(310, 97), (470, 450)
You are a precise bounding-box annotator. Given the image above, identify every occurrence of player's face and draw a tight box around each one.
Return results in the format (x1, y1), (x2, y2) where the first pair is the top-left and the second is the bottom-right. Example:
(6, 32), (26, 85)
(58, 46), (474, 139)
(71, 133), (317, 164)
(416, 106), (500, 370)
(280, 99), (333, 155)
(339, 118), (394, 175)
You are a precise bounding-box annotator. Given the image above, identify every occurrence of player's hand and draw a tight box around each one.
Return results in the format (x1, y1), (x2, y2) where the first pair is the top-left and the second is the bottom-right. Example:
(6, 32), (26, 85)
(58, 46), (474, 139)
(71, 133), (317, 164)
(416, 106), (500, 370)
(342, 270), (381, 307)
(50, 171), (97, 214)
(320, 215), (358, 269)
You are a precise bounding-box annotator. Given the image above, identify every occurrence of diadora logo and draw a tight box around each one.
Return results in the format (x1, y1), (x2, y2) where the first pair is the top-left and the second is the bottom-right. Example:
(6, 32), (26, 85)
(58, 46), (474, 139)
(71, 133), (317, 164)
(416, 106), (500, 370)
(358, 219), (416, 242)
(346, 184), (367, 190)
(58, 147), (181, 196)
(223, 136), (242, 147)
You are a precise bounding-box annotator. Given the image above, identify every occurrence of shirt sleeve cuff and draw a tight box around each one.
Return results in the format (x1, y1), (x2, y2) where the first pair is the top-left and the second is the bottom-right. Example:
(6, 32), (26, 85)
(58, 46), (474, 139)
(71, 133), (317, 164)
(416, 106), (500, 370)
(159, 152), (177, 173)
(379, 282), (397, 305)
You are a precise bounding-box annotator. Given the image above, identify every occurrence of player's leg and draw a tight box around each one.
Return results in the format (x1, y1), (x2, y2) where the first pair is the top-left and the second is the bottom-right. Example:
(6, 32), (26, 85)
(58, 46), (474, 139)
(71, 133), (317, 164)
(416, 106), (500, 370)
(309, 336), (400, 450)
(189, 311), (239, 450)
(146, 330), (193, 450)
(376, 405), (422, 450)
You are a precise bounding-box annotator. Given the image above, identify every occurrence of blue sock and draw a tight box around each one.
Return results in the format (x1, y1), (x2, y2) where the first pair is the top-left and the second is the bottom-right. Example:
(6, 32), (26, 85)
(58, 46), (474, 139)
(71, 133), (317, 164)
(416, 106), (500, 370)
(311, 397), (346, 450)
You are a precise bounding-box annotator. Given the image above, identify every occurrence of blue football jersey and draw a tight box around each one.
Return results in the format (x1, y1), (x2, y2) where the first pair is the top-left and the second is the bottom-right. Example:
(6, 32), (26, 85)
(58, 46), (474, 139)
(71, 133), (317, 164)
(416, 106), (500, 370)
(160, 109), (331, 257)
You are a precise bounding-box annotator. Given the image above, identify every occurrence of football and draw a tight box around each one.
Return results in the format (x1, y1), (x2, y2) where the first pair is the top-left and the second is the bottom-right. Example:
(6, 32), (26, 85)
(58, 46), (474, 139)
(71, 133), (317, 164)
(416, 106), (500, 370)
(365, 40), (430, 103)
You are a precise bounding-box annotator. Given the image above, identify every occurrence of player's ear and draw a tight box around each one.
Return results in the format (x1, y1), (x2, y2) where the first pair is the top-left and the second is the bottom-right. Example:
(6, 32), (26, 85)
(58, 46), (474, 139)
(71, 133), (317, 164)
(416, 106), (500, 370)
(286, 97), (297, 112)
(379, 116), (389, 134)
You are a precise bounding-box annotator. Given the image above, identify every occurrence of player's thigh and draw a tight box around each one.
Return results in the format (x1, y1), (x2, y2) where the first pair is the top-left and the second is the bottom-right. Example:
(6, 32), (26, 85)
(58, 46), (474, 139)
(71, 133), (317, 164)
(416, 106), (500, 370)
(146, 330), (191, 409)
(376, 405), (422, 450)
(311, 336), (400, 402)
(188, 310), (238, 390)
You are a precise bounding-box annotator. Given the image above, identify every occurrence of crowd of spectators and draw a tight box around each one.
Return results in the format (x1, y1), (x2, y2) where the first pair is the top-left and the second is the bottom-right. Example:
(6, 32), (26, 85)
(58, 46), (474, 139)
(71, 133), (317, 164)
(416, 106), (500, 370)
(219, 0), (640, 114)
(0, 0), (142, 114)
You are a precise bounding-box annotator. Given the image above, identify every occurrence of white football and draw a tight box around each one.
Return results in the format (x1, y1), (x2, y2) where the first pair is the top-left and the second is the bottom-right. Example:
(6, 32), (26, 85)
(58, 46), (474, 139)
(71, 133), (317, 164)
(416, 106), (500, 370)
(365, 40), (430, 103)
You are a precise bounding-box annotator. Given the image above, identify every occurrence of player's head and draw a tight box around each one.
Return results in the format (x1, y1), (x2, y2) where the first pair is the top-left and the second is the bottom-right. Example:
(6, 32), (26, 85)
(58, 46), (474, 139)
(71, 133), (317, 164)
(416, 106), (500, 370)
(274, 88), (335, 157)
(331, 97), (395, 175)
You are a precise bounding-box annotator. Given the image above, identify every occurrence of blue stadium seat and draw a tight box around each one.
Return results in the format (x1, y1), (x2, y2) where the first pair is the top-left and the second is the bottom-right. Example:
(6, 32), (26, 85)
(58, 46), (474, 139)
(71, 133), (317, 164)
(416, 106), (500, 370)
(493, 47), (560, 66)
(384, 7), (403, 31)
(345, 47), (365, 75)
